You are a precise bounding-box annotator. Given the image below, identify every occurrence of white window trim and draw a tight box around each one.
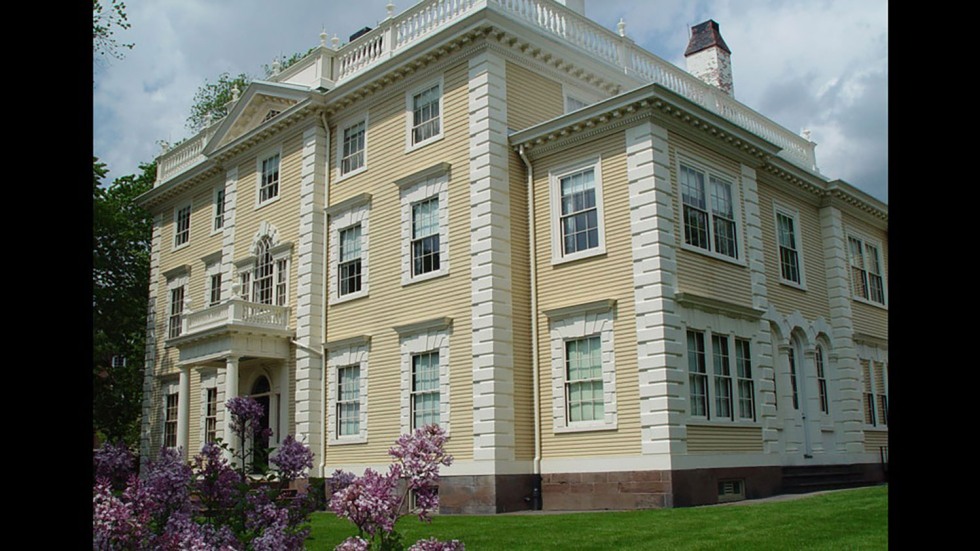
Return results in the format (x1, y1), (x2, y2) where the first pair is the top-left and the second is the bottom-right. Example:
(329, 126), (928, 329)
(211, 186), (226, 235)
(546, 301), (618, 433)
(327, 194), (371, 304)
(326, 337), (370, 445)
(165, 269), (190, 341)
(204, 260), (222, 307)
(398, 166), (450, 286)
(255, 146), (283, 209)
(199, 371), (218, 445)
(172, 200), (192, 251)
(397, 320), (452, 436)
(682, 321), (759, 426)
(550, 156), (607, 265)
(844, 227), (888, 309)
(856, 344), (888, 429)
(336, 112), (369, 182)
(676, 155), (746, 267)
(772, 202), (807, 290)
(404, 76), (444, 152)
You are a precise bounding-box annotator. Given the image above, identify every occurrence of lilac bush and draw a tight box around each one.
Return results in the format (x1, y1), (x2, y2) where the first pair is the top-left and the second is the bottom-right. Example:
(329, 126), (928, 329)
(93, 396), (314, 551)
(94, 442), (135, 490)
(328, 424), (462, 551)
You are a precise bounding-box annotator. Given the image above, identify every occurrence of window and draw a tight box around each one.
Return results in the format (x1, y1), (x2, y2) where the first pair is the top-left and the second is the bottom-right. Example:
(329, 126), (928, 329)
(258, 152), (280, 205)
(399, 167), (449, 285)
(338, 225), (362, 296)
(397, 319), (451, 435)
(861, 359), (888, 427)
(687, 331), (708, 417)
(847, 234), (886, 305)
(336, 365), (361, 437)
(680, 162), (739, 259)
(327, 337), (370, 444)
(686, 329), (757, 421)
(340, 117), (367, 177)
(168, 285), (185, 339)
(209, 273), (222, 306)
(213, 188), (225, 232)
(164, 392), (178, 448)
(546, 300), (617, 432)
(236, 235), (290, 306)
(735, 338), (755, 421)
(551, 159), (605, 263)
(174, 203), (191, 248)
(774, 207), (805, 287)
(412, 197), (440, 277)
(787, 345), (800, 410)
(815, 345), (829, 414)
(239, 271), (251, 302)
(409, 81), (442, 147)
(204, 388), (217, 444)
(111, 355), (126, 368)
(411, 351), (440, 429)
(565, 336), (604, 422)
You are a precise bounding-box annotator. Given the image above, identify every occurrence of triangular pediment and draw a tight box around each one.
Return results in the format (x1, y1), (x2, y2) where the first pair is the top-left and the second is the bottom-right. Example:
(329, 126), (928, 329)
(203, 81), (310, 154)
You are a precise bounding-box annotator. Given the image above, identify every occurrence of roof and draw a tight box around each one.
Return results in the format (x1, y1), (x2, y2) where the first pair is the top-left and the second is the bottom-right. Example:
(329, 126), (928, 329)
(685, 20), (731, 56)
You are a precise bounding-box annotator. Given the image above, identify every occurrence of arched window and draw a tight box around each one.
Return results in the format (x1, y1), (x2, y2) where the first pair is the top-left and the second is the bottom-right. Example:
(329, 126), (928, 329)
(787, 336), (801, 410)
(815, 344), (829, 414)
(236, 234), (289, 306)
(254, 237), (275, 304)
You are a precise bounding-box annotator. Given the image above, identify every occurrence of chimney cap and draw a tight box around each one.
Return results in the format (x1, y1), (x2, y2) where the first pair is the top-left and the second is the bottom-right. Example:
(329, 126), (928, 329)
(685, 20), (731, 56)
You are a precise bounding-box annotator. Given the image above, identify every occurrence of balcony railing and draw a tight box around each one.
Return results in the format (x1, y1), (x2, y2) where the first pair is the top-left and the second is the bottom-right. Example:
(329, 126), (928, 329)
(155, 123), (220, 186)
(178, 299), (290, 337)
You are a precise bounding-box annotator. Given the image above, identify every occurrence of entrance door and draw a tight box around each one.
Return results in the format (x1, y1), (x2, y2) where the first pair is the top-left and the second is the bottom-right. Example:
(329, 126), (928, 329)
(250, 376), (272, 474)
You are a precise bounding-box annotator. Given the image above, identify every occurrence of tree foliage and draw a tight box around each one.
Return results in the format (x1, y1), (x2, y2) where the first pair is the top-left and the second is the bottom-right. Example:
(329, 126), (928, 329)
(93, 158), (155, 446)
(186, 72), (252, 132)
(93, 0), (133, 60)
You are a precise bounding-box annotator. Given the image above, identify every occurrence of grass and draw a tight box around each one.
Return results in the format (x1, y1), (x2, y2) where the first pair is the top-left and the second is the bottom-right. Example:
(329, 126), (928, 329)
(304, 484), (887, 550)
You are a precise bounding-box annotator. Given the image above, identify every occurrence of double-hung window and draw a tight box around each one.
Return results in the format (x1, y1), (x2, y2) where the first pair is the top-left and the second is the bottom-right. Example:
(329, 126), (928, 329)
(340, 118), (367, 177)
(815, 345), (829, 414)
(213, 188), (225, 232)
(209, 273), (222, 306)
(847, 234), (886, 305)
(339, 225), (362, 296)
(164, 392), (178, 448)
(409, 81), (442, 148)
(411, 351), (440, 429)
(687, 329), (756, 421)
(336, 365), (361, 437)
(680, 162), (739, 260)
(861, 359), (888, 427)
(258, 152), (280, 205)
(552, 159), (605, 263)
(174, 203), (191, 248)
(565, 336), (604, 423)
(168, 285), (185, 339)
(204, 388), (217, 444)
(411, 197), (440, 277)
(774, 206), (805, 287)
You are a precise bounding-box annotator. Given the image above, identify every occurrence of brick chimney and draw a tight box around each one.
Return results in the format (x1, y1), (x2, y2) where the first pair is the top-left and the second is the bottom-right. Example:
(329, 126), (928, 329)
(684, 20), (734, 97)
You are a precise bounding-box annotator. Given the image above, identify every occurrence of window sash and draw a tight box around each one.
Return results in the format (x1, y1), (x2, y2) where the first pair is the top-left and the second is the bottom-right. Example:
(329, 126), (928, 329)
(787, 347), (800, 410)
(164, 393), (179, 448)
(341, 121), (366, 175)
(260, 154), (280, 203)
(735, 338), (755, 421)
(687, 330), (708, 418)
(213, 189), (225, 231)
(239, 272), (251, 302)
(680, 164), (738, 258)
(209, 273), (222, 306)
(411, 352), (440, 428)
(559, 168), (599, 255)
(815, 347), (829, 414)
(412, 85), (441, 144)
(205, 388), (217, 444)
(565, 336), (604, 423)
(776, 213), (801, 283)
(174, 205), (191, 247)
(276, 259), (287, 306)
(336, 365), (360, 437)
(712, 335), (734, 420)
(168, 286), (184, 339)
(411, 198), (440, 276)
(710, 177), (738, 258)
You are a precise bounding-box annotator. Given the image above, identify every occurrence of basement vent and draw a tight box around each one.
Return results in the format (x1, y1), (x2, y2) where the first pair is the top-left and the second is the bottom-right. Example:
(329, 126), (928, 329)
(717, 479), (745, 503)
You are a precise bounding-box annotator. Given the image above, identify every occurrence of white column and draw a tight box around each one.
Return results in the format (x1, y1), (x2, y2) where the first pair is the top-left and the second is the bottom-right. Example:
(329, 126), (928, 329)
(177, 366), (190, 457)
(224, 356), (241, 462)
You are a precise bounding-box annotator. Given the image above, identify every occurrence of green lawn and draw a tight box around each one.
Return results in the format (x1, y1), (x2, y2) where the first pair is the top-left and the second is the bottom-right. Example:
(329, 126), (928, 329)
(305, 485), (887, 550)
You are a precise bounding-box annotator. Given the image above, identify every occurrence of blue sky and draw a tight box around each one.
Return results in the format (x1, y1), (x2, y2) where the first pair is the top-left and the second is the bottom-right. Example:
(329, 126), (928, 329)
(93, 0), (887, 202)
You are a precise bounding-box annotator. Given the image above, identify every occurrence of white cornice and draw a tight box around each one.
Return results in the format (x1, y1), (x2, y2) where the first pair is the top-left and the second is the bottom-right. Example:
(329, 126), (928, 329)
(393, 316), (454, 335)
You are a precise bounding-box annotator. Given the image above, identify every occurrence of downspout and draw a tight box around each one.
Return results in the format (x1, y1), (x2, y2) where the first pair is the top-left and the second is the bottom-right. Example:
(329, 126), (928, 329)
(318, 110), (331, 477)
(518, 145), (542, 491)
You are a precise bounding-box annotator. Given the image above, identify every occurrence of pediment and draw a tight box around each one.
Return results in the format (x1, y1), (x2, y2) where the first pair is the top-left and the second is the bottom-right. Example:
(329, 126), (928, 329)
(203, 81), (310, 154)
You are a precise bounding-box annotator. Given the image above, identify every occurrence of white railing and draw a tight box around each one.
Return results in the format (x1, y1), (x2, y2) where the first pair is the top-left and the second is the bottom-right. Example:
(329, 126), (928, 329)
(155, 124), (219, 185)
(182, 299), (290, 336)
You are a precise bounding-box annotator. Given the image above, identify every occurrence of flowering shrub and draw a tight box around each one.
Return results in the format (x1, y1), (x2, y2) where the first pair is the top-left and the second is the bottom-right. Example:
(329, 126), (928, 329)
(329, 424), (463, 551)
(93, 396), (314, 550)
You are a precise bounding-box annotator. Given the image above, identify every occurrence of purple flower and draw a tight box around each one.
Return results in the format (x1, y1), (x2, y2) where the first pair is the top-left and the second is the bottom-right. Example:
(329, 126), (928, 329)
(144, 447), (193, 519)
(226, 396), (266, 438)
(93, 441), (135, 489)
(329, 469), (357, 495)
(271, 435), (314, 483)
(408, 537), (466, 551)
(329, 467), (401, 537)
(191, 441), (240, 512)
(335, 536), (370, 551)
(388, 424), (454, 519)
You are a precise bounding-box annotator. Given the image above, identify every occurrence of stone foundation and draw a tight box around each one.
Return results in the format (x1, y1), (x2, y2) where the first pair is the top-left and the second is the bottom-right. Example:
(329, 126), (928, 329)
(542, 470), (673, 510)
(439, 474), (540, 514)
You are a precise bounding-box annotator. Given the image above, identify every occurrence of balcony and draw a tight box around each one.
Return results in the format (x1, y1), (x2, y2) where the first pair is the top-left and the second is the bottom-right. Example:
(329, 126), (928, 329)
(167, 299), (293, 365)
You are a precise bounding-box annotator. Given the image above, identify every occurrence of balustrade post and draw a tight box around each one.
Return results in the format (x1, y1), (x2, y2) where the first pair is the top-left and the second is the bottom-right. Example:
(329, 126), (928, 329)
(383, 23), (394, 60)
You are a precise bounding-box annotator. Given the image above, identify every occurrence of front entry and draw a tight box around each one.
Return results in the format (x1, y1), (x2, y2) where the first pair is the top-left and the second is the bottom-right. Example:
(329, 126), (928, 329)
(250, 375), (272, 474)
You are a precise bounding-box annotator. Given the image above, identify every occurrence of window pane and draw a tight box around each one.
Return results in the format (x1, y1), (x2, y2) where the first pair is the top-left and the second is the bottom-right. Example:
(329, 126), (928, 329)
(565, 336), (603, 422)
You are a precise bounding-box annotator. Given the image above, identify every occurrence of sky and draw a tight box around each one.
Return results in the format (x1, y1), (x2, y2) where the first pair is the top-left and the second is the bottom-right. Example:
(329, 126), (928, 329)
(93, 0), (888, 202)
